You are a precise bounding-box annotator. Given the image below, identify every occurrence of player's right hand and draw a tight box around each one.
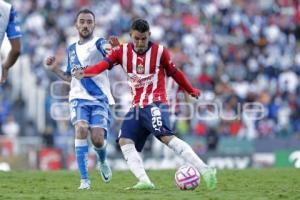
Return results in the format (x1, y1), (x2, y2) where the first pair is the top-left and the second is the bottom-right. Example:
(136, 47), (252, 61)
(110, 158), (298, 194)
(108, 36), (120, 47)
(45, 56), (57, 71)
(72, 67), (84, 80)
(190, 88), (200, 99)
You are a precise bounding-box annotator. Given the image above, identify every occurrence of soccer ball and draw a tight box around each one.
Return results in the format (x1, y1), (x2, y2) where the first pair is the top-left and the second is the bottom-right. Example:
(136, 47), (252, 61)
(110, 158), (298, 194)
(175, 165), (200, 190)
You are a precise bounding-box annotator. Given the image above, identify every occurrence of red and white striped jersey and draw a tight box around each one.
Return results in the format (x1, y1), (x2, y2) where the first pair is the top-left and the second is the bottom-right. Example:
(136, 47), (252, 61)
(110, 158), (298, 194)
(107, 42), (177, 107)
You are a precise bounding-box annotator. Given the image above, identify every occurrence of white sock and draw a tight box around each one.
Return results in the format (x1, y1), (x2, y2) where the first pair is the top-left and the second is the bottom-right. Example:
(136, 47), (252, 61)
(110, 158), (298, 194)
(167, 137), (208, 174)
(121, 144), (151, 184)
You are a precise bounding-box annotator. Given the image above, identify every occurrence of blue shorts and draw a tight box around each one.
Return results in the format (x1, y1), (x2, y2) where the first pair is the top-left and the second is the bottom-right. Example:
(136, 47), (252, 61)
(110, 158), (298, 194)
(119, 102), (174, 152)
(70, 99), (111, 134)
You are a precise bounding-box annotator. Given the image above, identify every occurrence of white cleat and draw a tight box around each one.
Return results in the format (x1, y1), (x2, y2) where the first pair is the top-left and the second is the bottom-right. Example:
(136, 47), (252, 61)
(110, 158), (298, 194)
(78, 179), (91, 190)
(99, 162), (112, 183)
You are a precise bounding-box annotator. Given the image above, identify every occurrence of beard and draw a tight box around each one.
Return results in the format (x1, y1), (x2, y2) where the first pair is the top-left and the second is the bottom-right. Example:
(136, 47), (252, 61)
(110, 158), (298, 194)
(136, 47), (146, 54)
(79, 29), (93, 39)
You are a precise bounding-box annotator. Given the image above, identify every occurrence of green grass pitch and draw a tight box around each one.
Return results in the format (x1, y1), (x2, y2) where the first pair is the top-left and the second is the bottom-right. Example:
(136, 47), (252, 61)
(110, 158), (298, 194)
(0, 168), (299, 200)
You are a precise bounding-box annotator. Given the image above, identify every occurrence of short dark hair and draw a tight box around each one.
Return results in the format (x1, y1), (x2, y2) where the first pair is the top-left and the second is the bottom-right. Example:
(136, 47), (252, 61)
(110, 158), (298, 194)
(76, 9), (95, 21)
(130, 18), (150, 33)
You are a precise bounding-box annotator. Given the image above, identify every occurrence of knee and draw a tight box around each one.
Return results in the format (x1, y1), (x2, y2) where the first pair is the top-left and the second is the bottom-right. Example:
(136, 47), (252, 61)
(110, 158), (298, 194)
(91, 128), (105, 148)
(75, 122), (89, 139)
(93, 139), (105, 148)
(160, 135), (174, 145)
(119, 138), (133, 147)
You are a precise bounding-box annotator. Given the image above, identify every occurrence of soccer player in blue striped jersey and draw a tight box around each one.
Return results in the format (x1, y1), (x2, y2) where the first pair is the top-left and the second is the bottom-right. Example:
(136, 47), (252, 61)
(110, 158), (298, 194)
(46, 9), (117, 190)
(0, 0), (22, 83)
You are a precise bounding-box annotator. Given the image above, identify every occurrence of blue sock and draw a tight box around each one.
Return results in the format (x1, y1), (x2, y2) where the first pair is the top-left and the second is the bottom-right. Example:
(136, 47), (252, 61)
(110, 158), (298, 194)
(94, 140), (107, 164)
(75, 139), (89, 180)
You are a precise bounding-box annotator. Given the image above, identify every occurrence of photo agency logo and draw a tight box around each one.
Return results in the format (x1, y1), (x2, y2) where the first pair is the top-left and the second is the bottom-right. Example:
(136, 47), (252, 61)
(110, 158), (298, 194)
(49, 81), (266, 121)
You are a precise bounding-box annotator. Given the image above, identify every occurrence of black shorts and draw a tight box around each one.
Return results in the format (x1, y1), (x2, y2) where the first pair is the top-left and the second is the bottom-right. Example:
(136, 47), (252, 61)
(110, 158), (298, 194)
(119, 102), (174, 152)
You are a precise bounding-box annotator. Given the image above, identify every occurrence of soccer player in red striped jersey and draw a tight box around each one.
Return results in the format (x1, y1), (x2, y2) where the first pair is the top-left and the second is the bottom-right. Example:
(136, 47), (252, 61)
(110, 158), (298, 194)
(73, 18), (217, 190)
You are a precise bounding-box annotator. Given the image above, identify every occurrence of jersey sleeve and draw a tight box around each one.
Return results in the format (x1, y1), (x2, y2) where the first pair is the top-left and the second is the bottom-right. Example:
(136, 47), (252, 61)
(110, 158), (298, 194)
(6, 6), (22, 39)
(160, 47), (177, 77)
(161, 47), (197, 95)
(95, 38), (109, 57)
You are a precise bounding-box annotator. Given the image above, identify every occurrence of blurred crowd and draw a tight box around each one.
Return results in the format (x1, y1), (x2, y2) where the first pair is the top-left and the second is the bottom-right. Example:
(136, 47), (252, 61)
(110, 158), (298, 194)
(1, 0), (300, 152)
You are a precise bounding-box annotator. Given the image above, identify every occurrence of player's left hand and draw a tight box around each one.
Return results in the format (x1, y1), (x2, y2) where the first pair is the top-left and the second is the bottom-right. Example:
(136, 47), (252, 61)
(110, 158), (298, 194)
(72, 67), (84, 80)
(109, 36), (120, 47)
(190, 88), (200, 99)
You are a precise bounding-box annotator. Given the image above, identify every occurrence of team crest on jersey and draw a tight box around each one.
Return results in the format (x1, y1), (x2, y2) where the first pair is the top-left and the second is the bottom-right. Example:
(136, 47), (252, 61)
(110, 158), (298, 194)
(137, 64), (144, 74)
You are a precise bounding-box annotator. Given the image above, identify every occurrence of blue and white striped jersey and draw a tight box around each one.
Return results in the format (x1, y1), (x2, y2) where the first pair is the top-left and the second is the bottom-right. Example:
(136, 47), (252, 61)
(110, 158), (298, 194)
(66, 37), (115, 105)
